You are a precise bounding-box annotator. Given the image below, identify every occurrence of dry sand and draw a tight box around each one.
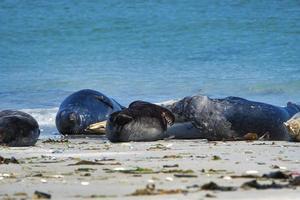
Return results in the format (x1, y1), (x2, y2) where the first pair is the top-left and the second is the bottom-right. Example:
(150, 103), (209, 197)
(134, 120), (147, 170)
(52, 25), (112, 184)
(1, 137), (300, 200)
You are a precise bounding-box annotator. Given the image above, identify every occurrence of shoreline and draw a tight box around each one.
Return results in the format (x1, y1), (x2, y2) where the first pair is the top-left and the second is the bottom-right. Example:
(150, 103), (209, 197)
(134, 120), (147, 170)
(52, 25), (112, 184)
(1, 138), (300, 199)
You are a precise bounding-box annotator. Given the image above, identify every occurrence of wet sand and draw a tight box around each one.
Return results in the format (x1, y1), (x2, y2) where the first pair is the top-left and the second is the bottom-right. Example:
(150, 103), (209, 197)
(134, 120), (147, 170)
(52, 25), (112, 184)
(1, 137), (300, 199)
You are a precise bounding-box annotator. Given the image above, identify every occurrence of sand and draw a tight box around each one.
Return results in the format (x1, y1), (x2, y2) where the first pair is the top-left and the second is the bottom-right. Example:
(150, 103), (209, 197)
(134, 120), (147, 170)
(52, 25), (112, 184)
(1, 137), (300, 200)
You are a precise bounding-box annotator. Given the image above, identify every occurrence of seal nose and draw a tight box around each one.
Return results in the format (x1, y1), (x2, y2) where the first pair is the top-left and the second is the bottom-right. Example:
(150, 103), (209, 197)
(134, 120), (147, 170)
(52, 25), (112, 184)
(68, 112), (77, 122)
(56, 110), (83, 134)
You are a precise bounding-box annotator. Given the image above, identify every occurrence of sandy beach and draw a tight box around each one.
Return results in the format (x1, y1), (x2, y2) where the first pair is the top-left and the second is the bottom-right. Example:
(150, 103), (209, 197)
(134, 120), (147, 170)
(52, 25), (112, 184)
(1, 137), (299, 200)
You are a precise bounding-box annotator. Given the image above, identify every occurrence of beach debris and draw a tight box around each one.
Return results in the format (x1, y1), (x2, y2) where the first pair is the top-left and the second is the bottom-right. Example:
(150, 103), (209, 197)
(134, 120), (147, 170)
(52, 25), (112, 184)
(75, 194), (117, 198)
(14, 192), (28, 197)
(163, 155), (182, 159)
(222, 176), (232, 180)
(224, 170), (296, 180)
(75, 168), (97, 173)
(205, 193), (217, 198)
(243, 133), (258, 140)
(147, 144), (171, 151)
(270, 165), (280, 169)
(0, 173), (16, 178)
(244, 150), (254, 154)
(42, 138), (69, 144)
(278, 166), (287, 170)
(121, 143), (134, 149)
(148, 179), (155, 183)
(165, 177), (173, 181)
(81, 181), (90, 186)
(51, 149), (64, 154)
(290, 176), (300, 186)
(201, 182), (237, 191)
(104, 167), (194, 175)
(68, 160), (120, 166)
(162, 169), (194, 174)
(202, 169), (228, 174)
(245, 170), (259, 175)
(228, 174), (259, 179)
(40, 179), (47, 183)
(105, 167), (156, 174)
(163, 164), (179, 168)
(262, 171), (291, 179)
(0, 156), (19, 164)
(241, 180), (288, 190)
(174, 174), (198, 178)
(212, 155), (221, 160)
(259, 132), (270, 140)
(33, 191), (51, 199)
(95, 158), (116, 162)
(52, 174), (64, 178)
(130, 184), (187, 196)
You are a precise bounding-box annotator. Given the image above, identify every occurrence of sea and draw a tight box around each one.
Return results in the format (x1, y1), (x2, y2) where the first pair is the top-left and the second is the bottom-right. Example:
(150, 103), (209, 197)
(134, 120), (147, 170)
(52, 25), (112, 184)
(0, 0), (299, 137)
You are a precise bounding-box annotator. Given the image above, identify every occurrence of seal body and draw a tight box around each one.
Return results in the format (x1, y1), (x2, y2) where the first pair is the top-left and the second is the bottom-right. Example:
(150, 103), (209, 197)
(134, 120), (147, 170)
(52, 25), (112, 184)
(106, 101), (175, 142)
(0, 110), (40, 146)
(56, 89), (123, 135)
(284, 112), (300, 142)
(166, 96), (300, 141)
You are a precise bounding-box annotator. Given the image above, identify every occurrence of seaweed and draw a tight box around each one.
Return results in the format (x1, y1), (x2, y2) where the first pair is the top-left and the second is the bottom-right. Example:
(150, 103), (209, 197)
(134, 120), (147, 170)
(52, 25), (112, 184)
(163, 155), (182, 159)
(174, 174), (198, 178)
(130, 184), (187, 196)
(212, 155), (221, 160)
(42, 138), (69, 144)
(0, 156), (19, 164)
(75, 168), (97, 172)
(262, 171), (291, 179)
(243, 133), (258, 140)
(162, 169), (194, 174)
(163, 164), (179, 168)
(290, 176), (300, 186)
(201, 182), (237, 191)
(147, 144), (171, 151)
(105, 167), (156, 174)
(68, 160), (120, 166)
(241, 180), (289, 190)
(33, 191), (51, 199)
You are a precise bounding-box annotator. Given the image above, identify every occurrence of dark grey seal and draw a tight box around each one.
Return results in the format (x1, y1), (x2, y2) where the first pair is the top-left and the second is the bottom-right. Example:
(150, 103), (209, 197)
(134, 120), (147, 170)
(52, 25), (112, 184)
(106, 101), (175, 142)
(0, 110), (40, 146)
(56, 89), (123, 135)
(166, 96), (300, 141)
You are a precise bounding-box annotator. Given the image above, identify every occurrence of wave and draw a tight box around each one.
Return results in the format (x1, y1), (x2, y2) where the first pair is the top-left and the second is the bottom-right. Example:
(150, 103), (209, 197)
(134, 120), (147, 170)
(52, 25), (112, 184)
(20, 107), (59, 138)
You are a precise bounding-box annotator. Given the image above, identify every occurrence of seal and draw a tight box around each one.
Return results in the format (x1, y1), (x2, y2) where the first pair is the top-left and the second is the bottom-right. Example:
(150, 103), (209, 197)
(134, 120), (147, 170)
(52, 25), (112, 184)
(166, 96), (300, 141)
(56, 89), (123, 135)
(105, 101), (175, 142)
(0, 110), (40, 146)
(284, 112), (300, 142)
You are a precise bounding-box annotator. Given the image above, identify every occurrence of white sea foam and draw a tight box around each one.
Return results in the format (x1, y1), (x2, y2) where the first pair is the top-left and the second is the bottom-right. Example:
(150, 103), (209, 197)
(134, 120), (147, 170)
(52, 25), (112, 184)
(21, 107), (58, 126)
(20, 107), (59, 137)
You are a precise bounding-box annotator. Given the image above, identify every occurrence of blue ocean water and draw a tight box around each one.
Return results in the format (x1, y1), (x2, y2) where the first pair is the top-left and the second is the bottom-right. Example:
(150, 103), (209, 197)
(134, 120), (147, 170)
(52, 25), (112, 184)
(0, 0), (300, 135)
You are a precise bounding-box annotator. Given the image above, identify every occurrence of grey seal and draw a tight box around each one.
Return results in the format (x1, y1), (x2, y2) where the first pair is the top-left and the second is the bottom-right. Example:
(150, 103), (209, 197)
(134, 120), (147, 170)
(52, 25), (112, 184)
(166, 96), (300, 141)
(56, 89), (123, 135)
(106, 101), (175, 142)
(0, 110), (40, 146)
